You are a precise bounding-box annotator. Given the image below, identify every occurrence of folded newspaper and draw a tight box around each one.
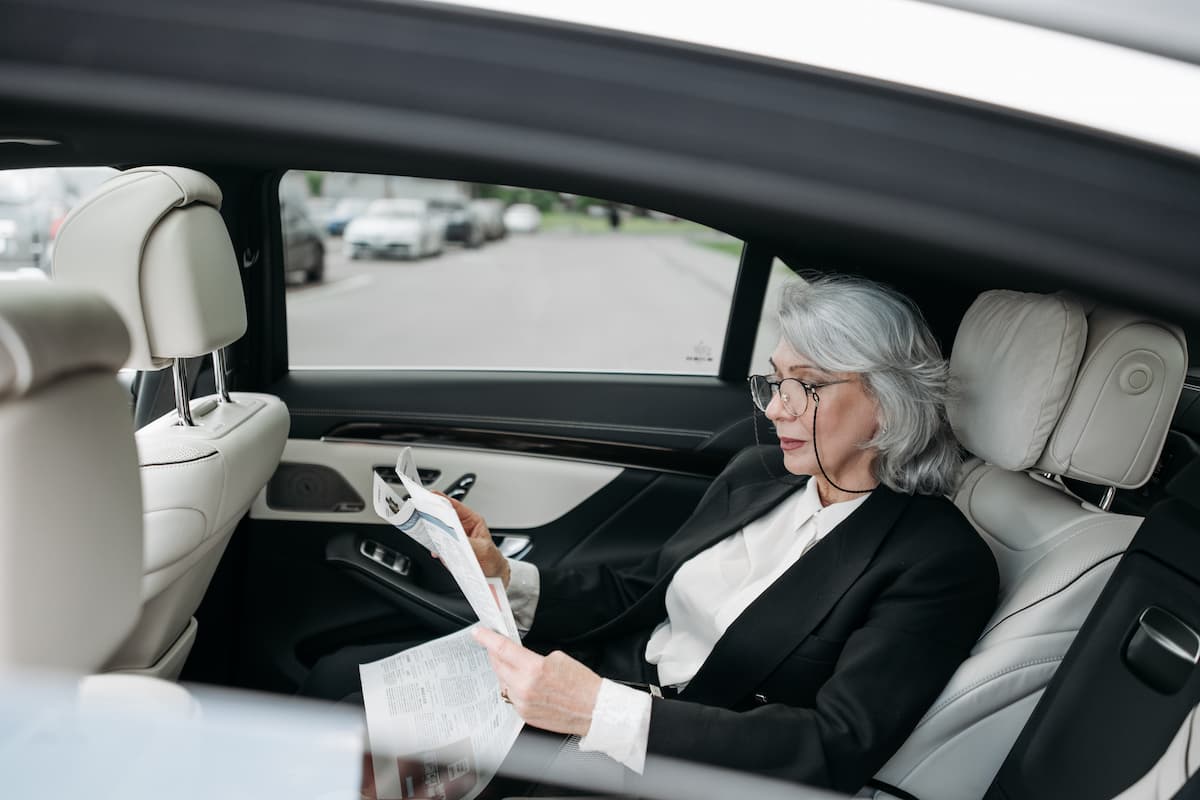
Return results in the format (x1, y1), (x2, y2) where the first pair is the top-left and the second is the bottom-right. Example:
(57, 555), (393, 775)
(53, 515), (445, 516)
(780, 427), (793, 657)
(361, 448), (523, 800)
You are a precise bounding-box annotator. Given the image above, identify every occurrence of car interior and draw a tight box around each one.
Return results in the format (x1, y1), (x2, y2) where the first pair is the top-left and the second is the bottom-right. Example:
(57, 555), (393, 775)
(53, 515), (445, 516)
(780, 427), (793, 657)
(3, 2), (1200, 799)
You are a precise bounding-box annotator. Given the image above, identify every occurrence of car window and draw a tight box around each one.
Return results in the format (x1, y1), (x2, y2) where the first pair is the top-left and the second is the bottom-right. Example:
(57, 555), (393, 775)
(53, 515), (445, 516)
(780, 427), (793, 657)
(748, 258), (802, 375)
(0, 166), (118, 279)
(280, 170), (745, 374)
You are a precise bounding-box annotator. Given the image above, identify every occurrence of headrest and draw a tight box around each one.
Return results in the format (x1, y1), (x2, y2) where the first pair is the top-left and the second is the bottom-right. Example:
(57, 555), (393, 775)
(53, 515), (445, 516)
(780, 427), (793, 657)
(0, 284), (142, 672)
(1037, 305), (1187, 488)
(52, 166), (248, 371)
(949, 290), (1088, 471)
(0, 282), (130, 399)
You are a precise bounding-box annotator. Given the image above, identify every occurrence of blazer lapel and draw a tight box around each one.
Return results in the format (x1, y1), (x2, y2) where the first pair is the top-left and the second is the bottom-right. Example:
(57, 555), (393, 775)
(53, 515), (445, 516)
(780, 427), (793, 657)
(576, 474), (804, 642)
(680, 486), (912, 707)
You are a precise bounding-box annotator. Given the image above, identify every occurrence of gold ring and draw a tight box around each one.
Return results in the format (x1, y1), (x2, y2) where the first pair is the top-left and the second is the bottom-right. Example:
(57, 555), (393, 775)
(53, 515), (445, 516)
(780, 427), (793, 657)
(500, 687), (512, 704)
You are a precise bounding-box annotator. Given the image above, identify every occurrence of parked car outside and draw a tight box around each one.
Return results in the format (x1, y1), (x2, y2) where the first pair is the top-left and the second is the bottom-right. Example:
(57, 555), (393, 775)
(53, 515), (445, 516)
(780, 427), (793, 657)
(469, 198), (507, 240)
(343, 198), (447, 260)
(429, 197), (485, 247)
(325, 197), (370, 236)
(0, 167), (117, 273)
(502, 202), (541, 234)
(281, 198), (326, 283)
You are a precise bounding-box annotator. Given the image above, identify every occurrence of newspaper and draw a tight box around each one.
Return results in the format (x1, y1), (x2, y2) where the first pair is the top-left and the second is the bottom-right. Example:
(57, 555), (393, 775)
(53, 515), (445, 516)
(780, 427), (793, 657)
(363, 449), (523, 799)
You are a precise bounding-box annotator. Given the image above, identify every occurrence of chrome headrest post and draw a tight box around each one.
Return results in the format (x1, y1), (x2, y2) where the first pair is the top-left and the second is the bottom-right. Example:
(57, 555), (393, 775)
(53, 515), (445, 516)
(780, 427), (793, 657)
(213, 349), (232, 404)
(1099, 486), (1117, 511)
(172, 359), (196, 427)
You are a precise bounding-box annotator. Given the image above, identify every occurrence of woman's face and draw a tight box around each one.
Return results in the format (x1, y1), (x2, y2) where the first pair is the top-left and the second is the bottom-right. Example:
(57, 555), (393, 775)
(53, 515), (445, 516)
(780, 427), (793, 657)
(765, 340), (882, 489)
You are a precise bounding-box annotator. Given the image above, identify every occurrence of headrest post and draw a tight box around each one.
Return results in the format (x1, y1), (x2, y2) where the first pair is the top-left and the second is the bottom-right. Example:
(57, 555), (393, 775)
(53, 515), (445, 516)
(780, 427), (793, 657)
(1099, 486), (1116, 512)
(213, 349), (232, 404)
(172, 359), (196, 427)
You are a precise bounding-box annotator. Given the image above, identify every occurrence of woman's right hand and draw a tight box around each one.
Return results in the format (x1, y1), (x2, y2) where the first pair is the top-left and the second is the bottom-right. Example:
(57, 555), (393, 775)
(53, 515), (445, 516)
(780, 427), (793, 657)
(443, 495), (511, 589)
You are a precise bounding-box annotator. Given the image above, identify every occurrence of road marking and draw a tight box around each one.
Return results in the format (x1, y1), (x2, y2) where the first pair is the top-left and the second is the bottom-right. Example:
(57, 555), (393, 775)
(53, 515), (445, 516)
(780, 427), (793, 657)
(287, 273), (374, 305)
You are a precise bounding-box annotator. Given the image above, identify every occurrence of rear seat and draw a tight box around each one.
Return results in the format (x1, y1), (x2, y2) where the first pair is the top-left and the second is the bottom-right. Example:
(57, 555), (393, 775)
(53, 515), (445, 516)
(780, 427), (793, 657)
(871, 291), (1187, 800)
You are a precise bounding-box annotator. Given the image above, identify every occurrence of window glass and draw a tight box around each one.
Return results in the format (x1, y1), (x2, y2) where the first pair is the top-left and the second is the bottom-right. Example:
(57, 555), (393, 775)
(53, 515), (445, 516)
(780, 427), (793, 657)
(0, 166), (118, 281)
(748, 259), (802, 374)
(281, 171), (743, 374)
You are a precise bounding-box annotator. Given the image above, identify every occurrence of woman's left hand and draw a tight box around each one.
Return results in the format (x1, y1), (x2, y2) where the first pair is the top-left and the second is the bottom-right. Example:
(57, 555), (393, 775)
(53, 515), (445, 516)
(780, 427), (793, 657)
(472, 626), (602, 738)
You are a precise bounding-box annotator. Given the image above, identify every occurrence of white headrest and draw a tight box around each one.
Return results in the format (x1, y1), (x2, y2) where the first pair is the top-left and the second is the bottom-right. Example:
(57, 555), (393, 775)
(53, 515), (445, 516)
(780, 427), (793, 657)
(949, 290), (1088, 471)
(1037, 305), (1187, 488)
(0, 282), (130, 399)
(0, 284), (143, 672)
(52, 166), (248, 371)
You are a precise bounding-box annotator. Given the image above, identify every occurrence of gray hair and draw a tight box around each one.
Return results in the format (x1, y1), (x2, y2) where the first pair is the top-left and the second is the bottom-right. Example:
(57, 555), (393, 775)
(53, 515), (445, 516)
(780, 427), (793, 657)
(777, 274), (960, 496)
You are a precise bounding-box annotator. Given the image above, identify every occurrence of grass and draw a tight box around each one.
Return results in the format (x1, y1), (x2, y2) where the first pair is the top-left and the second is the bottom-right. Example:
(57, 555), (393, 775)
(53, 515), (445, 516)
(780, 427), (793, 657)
(697, 240), (744, 258)
(541, 211), (717, 236)
(537, 212), (743, 260)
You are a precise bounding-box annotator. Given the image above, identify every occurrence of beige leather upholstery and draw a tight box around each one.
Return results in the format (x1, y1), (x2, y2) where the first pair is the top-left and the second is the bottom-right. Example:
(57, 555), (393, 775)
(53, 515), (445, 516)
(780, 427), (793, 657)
(105, 394), (289, 674)
(1111, 704), (1200, 800)
(52, 166), (247, 370)
(0, 283), (143, 672)
(52, 166), (290, 679)
(1036, 308), (1187, 487)
(947, 290), (1088, 471)
(873, 293), (1187, 800)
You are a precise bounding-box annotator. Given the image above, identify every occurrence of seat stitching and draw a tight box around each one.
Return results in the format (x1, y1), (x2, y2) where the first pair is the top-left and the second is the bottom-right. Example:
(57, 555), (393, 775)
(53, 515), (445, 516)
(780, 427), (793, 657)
(981, 551), (1124, 639)
(140, 452), (219, 468)
(917, 656), (1062, 725)
(989, 512), (1124, 593)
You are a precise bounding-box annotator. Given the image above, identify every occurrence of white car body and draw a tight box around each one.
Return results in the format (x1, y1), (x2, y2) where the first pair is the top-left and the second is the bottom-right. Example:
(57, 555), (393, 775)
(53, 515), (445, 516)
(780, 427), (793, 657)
(502, 202), (541, 234)
(343, 198), (446, 259)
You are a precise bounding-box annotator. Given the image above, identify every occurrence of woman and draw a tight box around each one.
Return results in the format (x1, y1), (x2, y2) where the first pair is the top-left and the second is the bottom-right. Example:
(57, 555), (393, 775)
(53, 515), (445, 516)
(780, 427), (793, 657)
(460, 274), (997, 794)
(305, 273), (998, 794)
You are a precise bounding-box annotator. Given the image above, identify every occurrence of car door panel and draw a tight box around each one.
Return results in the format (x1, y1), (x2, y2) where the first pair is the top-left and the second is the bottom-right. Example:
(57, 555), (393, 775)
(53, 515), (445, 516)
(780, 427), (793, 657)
(192, 371), (769, 693)
(250, 439), (625, 529)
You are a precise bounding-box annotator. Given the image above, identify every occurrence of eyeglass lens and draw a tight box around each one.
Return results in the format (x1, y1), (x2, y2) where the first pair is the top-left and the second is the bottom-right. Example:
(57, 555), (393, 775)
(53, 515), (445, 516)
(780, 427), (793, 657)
(750, 376), (808, 416)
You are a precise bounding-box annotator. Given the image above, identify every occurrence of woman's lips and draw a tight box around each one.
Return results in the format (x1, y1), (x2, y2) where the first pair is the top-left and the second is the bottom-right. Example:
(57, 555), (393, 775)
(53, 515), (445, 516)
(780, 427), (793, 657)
(779, 437), (807, 451)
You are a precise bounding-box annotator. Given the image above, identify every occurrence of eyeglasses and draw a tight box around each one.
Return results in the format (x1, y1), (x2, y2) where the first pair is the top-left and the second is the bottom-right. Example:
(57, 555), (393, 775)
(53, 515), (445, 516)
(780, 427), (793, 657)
(748, 374), (850, 416)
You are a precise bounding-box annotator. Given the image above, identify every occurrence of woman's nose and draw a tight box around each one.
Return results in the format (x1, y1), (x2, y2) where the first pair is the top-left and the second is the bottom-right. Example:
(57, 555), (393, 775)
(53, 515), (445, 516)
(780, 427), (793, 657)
(765, 391), (793, 421)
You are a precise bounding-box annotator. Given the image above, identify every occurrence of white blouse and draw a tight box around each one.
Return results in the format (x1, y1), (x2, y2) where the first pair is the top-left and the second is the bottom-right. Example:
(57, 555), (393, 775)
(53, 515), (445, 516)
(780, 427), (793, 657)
(506, 478), (870, 773)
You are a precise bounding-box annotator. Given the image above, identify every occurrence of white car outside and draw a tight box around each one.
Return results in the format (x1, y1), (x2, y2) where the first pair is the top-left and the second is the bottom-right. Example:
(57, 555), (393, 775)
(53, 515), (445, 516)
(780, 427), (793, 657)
(502, 202), (541, 234)
(343, 198), (446, 260)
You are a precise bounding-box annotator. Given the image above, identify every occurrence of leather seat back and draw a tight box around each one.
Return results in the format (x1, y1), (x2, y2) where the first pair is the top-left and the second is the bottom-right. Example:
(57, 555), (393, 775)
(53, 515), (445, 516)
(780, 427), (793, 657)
(0, 283), (143, 672)
(53, 167), (289, 678)
(873, 291), (1186, 800)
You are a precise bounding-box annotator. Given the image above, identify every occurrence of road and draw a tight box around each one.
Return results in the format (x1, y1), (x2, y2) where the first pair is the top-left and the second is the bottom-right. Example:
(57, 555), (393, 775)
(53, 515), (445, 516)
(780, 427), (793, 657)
(286, 231), (743, 373)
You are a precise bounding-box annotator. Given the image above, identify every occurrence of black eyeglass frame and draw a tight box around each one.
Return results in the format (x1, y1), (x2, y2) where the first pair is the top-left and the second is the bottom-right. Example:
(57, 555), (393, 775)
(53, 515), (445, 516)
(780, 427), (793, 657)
(747, 374), (851, 416)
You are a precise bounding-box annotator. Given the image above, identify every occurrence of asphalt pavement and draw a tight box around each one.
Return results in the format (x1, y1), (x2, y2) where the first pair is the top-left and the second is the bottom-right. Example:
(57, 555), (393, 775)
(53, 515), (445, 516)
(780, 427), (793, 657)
(285, 232), (744, 373)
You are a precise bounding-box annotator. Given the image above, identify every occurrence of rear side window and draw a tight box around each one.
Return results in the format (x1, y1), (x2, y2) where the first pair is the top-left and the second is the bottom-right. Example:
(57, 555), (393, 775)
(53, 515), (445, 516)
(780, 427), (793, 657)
(280, 171), (744, 374)
(0, 166), (118, 280)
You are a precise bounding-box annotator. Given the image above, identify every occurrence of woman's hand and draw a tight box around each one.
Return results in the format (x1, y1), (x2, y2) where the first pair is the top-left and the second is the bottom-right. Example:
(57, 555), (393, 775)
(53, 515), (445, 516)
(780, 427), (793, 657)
(473, 626), (602, 738)
(441, 495), (511, 588)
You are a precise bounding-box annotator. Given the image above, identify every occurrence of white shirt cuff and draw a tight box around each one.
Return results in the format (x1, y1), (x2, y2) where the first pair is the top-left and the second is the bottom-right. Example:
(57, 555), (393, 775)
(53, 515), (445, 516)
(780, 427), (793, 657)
(577, 678), (652, 774)
(505, 558), (540, 633)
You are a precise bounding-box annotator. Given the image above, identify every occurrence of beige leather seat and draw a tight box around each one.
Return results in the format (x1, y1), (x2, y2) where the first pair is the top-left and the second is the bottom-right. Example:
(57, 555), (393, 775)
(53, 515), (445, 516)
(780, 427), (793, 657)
(872, 290), (1187, 799)
(0, 282), (143, 672)
(52, 166), (290, 679)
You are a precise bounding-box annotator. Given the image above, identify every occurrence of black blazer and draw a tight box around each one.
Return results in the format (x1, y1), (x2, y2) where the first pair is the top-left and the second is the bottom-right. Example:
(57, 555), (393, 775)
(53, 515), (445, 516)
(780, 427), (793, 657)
(528, 445), (998, 794)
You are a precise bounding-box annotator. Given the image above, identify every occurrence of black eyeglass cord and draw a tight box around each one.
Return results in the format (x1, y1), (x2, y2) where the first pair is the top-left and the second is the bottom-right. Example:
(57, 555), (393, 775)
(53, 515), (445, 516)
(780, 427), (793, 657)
(809, 395), (875, 495)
